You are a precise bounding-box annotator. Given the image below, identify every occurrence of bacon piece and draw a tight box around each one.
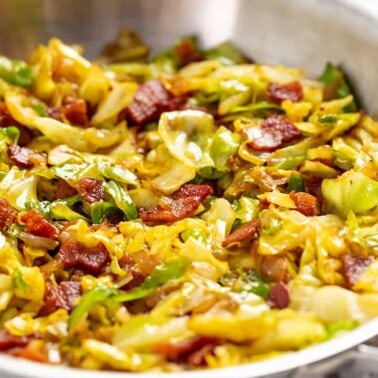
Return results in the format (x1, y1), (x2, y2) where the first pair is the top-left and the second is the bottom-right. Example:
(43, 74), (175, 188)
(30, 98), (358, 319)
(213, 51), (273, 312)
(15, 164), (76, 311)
(155, 336), (219, 365)
(260, 255), (288, 282)
(222, 219), (259, 248)
(56, 239), (110, 274)
(76, 177), (104, 204)
(19, 210), (58, 239)
(267, 281), (290, 309)
(139, 184), (213, 223)
(8, 144), (34, 169)
(61, 97), (89, 127)
(42, 281), (81, 315)
(9, 340), (48, 363)
(289, 191), (318, 216)
(246, 116), (301, 152)
(267, 81), (304, 104)
(0, 330), (28, 351)
(0, 198), (17, 231)
(262, 115), (302, 144)
(175, 39), (203, 67)
(341, 255), (374, 288)
(127, 80), (173, 125)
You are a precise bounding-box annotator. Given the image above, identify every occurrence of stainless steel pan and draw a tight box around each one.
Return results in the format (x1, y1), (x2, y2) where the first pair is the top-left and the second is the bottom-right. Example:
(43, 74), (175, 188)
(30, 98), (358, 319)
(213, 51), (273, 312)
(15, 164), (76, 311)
(0, 0), (377, 376)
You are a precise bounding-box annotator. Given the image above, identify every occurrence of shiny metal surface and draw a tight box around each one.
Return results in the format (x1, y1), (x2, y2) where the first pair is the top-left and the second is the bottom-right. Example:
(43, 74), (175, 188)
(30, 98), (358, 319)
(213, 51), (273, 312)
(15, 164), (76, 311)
(1, 0), (378, 115)
(0, 0), (377, 377)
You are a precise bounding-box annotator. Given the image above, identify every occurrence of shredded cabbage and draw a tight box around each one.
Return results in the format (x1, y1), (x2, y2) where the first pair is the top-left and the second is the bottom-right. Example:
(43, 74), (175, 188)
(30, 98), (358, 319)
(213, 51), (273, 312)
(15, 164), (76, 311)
(0, 33), (375, 373)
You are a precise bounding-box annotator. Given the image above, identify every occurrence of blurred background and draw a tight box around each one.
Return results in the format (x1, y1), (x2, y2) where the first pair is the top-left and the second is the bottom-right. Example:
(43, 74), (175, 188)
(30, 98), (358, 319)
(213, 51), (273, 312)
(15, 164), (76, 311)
(0, 0), (377, 113)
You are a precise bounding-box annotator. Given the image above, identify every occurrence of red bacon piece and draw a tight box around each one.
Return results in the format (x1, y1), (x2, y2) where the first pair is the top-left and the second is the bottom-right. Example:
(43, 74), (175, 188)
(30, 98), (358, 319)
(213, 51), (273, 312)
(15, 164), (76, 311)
(61, 97), (89, 127)
(8, 144), (34, 169)
(260, 255), (288, 282)
(155, 336), (219, 366)
(222, 219), (259, 248)
(175, 39), (203, 67)
(263, 115), (302, 143)
(139, 184), (213, 223)
(19, 210), (58, 239)
(267, 281), (290, 309)
(267, 81), (304, 104)
(56, 239), (110, 274)
(289, 191), (318, 216)
(0, 198), (17, 231)
(246, 115), (301, 152)
(127, 80), (173, 125)
(76, 177), (104, 204)
(42, 281), (81, 315)
(341, 255), (374, 288)
(0, 330), (28, 351)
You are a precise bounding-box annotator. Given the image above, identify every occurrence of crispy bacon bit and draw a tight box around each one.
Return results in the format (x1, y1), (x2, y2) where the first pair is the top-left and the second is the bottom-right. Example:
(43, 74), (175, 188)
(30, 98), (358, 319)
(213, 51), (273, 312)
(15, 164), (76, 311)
(76, 177), (104, 204)
(267, 81), (304, 104)
(61, 97), (89, 127)
(42, 281), (81, 315)
(289, 191), (318, 216)
(246, 116), (301, 152)
(19, 210), (58, 239)
(139, 184), (213, 223)
(8, 144), (34, 169)
(267, 281), (290, 309)
(263, 115), (302, 143)
(155, 336), (219, 366)
(8, 339), (49, 363)
(175, 39), (203, 67)
(56, 239), (110, 274)
(0, 330), (28, 351)
(341, 255), (374, 288)
(260, 255), (288, 282)
(0, 198), (17, 231)
(127, 80), (176, 125)
(222, 219), (259, 248)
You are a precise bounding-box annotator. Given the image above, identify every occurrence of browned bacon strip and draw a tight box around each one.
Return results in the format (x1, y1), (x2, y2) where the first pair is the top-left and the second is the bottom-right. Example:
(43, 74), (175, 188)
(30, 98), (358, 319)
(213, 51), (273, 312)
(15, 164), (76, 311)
(8, 144), (34, 169)
(42, 281), (81, 315)
(76, 177), (104, 204)
(222, 219), (258, 248)
(289, 191), (318, 216)
(341, 255), (374, 288)
(56, 239), (110, 274)
(127, 80), (184, 125)
(0, 330), (28, 351)
(139, 184), (213, 223)
(267, 81), (303, 104)
(246, 116), (301, 152)
(155, 336), (219, 365)
(61, 97), (89, 127)
(175, 39), (203, 67)
(267, 281), (290, 309)
(19, 210), (58, 239)
(0, 198), (17, 231)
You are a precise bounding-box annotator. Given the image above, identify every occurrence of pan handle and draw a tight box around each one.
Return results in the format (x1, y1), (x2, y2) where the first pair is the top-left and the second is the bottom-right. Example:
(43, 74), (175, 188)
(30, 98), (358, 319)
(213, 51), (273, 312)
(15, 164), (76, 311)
(290, 344), (378, 378)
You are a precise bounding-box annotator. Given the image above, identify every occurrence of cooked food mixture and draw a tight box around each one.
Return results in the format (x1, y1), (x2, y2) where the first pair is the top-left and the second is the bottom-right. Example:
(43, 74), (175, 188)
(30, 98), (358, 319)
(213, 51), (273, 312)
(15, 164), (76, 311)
(0, 30), (377, 371)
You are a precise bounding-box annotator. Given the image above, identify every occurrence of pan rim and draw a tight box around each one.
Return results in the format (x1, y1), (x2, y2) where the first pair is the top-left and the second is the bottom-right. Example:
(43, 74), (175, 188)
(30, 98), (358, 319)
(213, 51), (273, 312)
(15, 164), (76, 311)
(0, 316), (377, 378)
